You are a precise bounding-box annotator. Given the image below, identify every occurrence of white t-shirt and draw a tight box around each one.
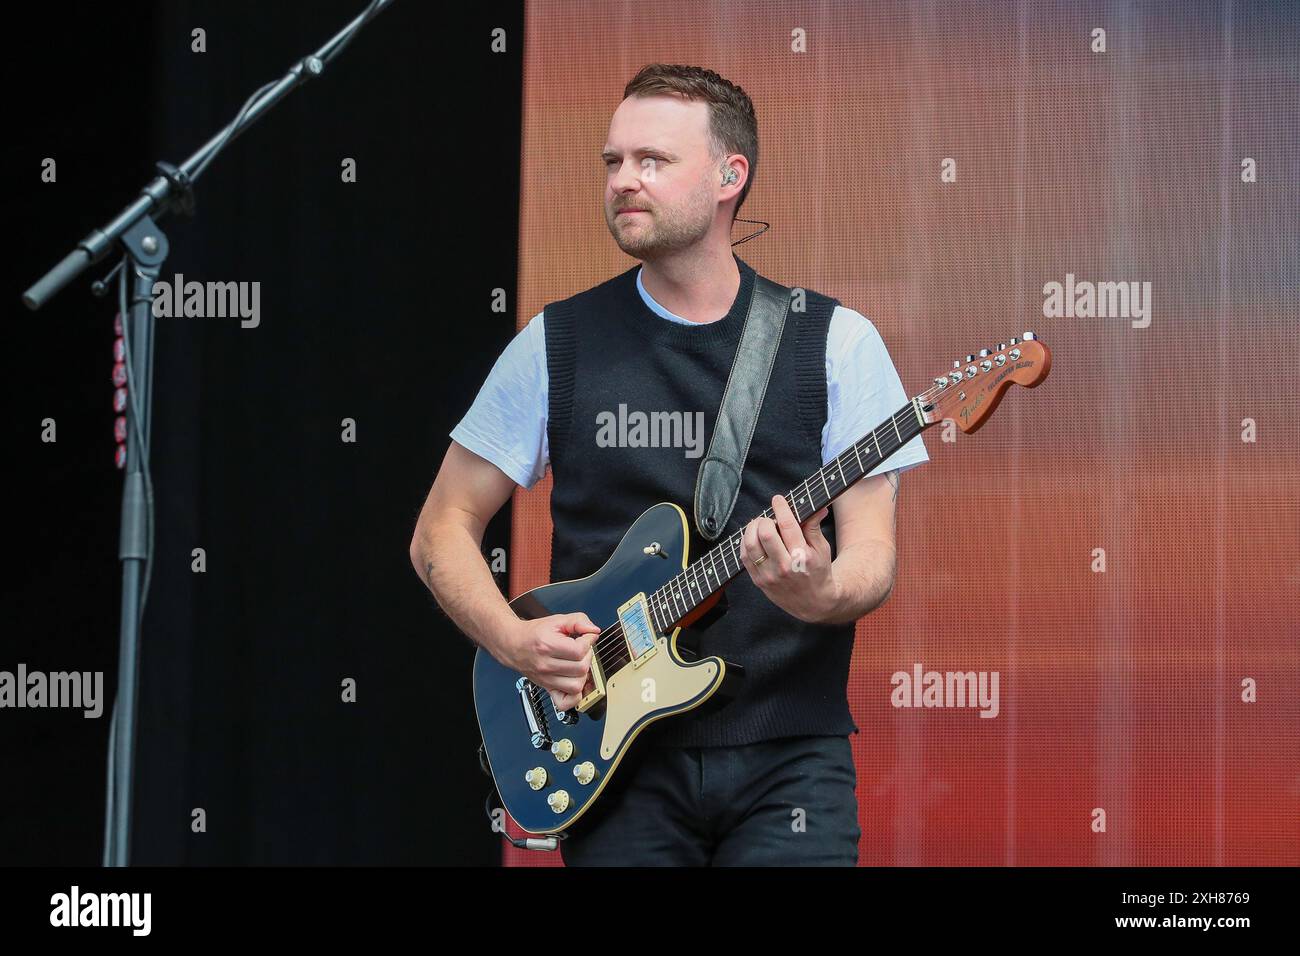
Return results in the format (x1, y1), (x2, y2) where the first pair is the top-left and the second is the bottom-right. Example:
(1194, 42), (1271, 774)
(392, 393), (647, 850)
(451, 267), (930, 489)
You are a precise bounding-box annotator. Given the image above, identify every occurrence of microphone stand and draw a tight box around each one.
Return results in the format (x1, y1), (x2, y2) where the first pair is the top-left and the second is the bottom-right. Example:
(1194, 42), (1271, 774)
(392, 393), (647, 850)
(22, 0), (399, 867)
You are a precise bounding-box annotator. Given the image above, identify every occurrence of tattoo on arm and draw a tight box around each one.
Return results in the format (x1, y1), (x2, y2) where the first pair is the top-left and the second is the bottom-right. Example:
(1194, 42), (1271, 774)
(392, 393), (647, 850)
(425, 559), (436, 591)
(885, 469), (899, 501)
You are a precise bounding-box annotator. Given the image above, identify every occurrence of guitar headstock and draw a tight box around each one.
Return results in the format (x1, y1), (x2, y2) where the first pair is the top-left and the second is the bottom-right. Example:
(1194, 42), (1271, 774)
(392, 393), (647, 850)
(918, 332), (1051, 433)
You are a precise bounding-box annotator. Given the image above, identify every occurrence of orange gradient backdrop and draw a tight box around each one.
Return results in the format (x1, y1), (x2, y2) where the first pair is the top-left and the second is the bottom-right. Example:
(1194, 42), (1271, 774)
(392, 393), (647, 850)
(502, 0), (1299, 866)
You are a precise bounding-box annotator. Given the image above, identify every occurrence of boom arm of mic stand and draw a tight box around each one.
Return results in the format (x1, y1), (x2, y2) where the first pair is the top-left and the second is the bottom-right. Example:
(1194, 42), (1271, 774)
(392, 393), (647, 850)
(21, 0), (399, 312)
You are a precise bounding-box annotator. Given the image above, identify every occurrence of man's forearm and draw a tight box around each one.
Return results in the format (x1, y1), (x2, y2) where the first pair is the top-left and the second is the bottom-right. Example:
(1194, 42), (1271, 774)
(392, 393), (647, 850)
(822, 540), (897, 625)
(411, 519), (520, 658)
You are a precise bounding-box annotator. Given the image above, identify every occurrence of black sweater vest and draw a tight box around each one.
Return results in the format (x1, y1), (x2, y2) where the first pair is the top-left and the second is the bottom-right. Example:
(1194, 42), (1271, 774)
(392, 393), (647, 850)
(542, 253), (859, 748)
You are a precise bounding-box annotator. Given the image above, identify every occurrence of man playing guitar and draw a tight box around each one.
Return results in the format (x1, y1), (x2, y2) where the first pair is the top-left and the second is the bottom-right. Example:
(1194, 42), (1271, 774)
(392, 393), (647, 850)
(410, 63), (928, 865)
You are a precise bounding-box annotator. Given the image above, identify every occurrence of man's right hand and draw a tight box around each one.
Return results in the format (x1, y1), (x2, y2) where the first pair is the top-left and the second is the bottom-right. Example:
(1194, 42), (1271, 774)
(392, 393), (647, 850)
(498, 612), (602, 711)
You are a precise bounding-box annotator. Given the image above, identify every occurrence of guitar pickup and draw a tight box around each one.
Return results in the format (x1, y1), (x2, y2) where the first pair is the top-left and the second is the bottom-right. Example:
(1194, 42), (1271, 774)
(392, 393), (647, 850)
(617, 592), (659, 669)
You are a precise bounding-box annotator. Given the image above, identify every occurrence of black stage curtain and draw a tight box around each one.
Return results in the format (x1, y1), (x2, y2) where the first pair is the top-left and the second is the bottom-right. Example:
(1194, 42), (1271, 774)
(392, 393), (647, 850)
(6, 0), (522, 865)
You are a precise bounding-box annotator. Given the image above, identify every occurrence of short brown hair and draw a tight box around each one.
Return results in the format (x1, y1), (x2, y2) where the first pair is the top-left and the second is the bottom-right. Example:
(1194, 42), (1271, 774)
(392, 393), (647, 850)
(623, 64), (758, 222)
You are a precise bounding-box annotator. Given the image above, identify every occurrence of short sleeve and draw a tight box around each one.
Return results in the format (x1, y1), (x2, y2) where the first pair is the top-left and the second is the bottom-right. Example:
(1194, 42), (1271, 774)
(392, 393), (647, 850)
(823, 306), (930, 476)
(449, 310), (550, 488)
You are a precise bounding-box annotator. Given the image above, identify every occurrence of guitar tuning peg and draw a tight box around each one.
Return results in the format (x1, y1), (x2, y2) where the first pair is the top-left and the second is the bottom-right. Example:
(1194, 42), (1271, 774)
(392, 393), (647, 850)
(1022, 331), (1037, 340)
(953, 360), (962, 369)
(965, 355), (975, 364)
(1009, 336), (1019, 345)
(978, 348), (991, 358)
(998, 343), (1007, 351)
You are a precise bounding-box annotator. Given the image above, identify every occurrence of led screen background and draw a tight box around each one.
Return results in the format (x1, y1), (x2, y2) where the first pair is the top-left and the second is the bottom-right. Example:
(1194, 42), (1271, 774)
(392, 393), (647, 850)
(500, 0), (1299, 866)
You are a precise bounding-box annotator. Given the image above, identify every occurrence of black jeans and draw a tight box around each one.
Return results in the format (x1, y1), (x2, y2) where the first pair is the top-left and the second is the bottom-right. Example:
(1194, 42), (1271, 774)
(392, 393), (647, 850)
(559, 734), (860, 866)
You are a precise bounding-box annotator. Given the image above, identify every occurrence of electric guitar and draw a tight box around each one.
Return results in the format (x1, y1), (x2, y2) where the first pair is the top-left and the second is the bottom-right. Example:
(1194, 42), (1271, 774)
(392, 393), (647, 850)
(474, 332), (1051, 835)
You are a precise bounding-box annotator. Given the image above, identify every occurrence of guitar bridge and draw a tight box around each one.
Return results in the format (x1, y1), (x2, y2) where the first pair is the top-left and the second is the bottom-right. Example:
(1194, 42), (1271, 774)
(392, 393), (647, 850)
(516, 676), (550, 749)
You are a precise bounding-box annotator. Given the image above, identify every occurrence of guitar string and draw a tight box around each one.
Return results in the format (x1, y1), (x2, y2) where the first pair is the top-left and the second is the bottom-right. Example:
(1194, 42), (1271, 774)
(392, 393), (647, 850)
(561, 393), (932, 678)
(523, 376), (967, 714)
(524, 409), (910, 714)
(577, 393), (933, 666)
(531, 347), (1035, 717)
(522, 373), (972, 716)
(522, 411), (906, 714)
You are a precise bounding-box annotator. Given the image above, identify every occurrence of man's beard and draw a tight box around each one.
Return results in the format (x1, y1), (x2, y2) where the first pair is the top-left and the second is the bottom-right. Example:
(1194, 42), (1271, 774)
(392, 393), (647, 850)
(606, 184), (714, 260)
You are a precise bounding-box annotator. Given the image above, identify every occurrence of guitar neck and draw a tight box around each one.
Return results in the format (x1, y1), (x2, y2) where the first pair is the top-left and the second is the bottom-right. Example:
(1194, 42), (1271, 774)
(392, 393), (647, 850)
(646, 397), (930, 634)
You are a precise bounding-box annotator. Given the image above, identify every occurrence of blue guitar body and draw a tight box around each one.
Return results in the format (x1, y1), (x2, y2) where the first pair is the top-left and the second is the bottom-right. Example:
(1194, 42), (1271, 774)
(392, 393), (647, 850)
(473, 501), (738, 835)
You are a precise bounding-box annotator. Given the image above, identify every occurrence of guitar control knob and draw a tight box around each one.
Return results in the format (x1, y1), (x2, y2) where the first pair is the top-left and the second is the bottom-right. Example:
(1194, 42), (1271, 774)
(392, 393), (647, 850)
(551, 739), (574, 762)
(525, 767), (547, 790)
(573, 761), (597, 785)
(547, 790), (571, 813)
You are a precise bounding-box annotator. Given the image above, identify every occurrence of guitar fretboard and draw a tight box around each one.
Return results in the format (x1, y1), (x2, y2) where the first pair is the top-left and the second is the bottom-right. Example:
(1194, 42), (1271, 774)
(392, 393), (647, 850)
(645, 397), (928, 634)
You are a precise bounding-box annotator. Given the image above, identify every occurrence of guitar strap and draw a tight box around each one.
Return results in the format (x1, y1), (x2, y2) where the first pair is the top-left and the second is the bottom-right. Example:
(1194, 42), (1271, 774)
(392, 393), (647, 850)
(693, 273), (793, 541)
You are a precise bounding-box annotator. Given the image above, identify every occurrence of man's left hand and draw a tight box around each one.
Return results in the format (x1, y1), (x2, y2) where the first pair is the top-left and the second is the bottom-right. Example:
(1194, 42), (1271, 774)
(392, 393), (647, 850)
(739, 494), (841, 624)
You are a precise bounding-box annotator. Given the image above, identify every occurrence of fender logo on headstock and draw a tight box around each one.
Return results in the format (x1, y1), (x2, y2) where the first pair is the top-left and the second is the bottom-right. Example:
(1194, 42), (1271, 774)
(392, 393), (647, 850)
(958, 392), (985, 424)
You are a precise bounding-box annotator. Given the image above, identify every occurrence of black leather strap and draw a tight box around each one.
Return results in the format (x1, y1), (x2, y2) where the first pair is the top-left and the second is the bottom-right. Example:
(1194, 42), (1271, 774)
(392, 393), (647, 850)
(693, 275), (792, 541)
